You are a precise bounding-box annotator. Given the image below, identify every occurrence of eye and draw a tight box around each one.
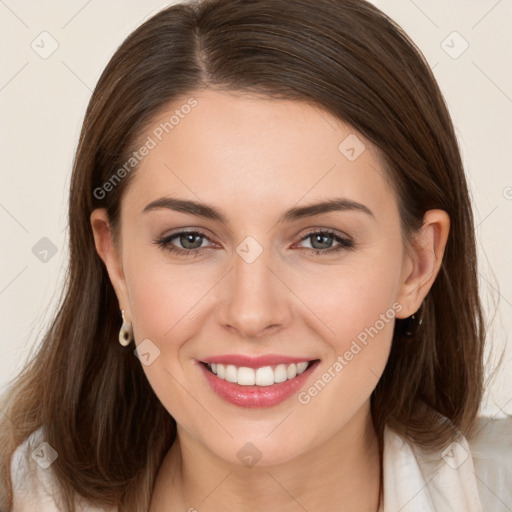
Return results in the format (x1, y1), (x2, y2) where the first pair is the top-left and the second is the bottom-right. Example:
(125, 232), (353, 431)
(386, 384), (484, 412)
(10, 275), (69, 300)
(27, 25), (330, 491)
(154, 230), (213, 257)
(154, 228), (355, 258)
(295, 229), (355, 255)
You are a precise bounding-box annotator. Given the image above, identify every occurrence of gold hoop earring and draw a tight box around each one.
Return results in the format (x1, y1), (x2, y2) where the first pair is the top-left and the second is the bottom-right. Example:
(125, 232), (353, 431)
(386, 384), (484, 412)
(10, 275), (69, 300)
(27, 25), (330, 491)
(119, 310), (133, 346)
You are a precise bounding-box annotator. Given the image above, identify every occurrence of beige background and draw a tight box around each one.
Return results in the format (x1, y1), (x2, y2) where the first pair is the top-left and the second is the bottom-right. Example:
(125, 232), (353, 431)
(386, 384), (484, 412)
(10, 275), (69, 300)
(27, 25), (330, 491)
(1, 0), (511, 417)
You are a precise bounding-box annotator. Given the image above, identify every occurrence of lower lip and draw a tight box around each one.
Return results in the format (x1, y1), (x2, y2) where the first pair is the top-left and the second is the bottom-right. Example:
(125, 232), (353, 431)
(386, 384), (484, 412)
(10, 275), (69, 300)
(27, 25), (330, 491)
(197, 360), (320, 408)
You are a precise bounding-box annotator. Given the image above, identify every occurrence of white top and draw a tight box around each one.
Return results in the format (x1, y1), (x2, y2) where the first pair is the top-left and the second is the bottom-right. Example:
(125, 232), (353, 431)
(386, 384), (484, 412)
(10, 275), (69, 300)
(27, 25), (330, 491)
(11, 415), (512, 511)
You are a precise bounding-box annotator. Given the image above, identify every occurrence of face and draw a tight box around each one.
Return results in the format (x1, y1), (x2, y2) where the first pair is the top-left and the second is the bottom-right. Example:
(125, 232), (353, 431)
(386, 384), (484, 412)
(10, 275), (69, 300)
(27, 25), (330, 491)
(91, 88), (448, 467)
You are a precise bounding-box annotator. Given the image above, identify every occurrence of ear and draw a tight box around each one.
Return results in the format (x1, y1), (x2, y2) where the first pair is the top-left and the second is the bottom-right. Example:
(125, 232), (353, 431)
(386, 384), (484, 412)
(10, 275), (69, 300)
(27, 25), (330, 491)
(395, 209), (450, 319)
(90, 208), (132, 322)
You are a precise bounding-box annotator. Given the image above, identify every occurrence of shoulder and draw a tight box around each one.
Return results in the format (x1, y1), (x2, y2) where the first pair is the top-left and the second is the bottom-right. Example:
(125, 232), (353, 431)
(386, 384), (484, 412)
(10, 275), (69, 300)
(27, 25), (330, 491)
(10, 427), (63, 511)
(467, 415), (512, 512)
(382, 414), (512, 511)
(11, 427), (116, 512)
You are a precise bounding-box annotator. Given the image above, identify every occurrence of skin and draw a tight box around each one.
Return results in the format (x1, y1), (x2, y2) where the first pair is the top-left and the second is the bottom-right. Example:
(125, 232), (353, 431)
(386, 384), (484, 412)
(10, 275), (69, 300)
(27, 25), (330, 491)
(91, 88), (450, 511)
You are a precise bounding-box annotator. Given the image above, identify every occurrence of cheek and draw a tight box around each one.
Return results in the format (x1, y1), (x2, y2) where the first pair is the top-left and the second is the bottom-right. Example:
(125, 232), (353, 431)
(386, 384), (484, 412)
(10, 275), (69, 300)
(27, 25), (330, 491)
(124, 250), (212, 341)
(328, 275), (400, 353)
(292, 266), (400, 436)
(292, 247), (402, 399)
(122, 255), (210, 421)
(293, 252), (403, 350)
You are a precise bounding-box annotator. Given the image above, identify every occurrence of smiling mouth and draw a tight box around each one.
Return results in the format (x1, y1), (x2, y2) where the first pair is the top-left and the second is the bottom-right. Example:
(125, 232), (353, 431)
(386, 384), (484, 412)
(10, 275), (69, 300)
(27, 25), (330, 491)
(200, 360), (319, 387)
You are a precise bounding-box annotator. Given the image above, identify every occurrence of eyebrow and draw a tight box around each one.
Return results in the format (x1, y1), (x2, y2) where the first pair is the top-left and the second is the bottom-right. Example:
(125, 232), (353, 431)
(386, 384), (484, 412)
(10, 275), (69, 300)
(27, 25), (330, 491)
(143, 196), (375, 223)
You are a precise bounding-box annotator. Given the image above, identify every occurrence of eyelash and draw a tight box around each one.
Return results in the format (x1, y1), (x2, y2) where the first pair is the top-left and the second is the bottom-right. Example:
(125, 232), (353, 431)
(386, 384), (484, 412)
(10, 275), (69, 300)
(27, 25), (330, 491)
(154, 229), (355, 257)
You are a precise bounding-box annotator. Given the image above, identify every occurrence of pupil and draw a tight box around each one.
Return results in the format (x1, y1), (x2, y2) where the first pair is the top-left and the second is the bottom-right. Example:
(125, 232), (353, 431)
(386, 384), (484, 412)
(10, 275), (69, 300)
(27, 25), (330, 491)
(182, 234), (201, 249)
(313, 234), (332, 250)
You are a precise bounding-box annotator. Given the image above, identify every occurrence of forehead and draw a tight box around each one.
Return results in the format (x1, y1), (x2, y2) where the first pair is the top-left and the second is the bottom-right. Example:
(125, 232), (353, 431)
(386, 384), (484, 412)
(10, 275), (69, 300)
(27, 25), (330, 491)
(123, 88), (397, 223)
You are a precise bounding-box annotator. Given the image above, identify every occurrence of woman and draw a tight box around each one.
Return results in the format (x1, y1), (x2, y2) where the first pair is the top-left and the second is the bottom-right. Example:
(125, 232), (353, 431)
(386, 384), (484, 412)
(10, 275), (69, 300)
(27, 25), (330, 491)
(1, 0), (510, 510)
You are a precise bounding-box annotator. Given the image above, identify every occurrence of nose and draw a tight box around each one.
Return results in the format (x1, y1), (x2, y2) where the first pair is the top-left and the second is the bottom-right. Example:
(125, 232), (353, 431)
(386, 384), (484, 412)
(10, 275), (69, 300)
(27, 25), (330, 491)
(217, 242), (292, 340)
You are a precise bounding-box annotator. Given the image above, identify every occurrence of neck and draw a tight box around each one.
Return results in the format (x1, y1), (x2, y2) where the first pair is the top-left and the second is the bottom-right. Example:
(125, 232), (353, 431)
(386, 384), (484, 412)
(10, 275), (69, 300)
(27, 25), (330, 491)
(150, 403), (381, 512)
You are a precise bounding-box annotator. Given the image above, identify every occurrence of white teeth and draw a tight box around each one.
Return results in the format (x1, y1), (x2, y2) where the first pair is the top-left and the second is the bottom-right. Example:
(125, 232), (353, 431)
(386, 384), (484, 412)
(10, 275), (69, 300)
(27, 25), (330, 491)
(237, 367), (256, 385)
(287, 363), (297, 379)
(274, 364), (288, 383)
(225, 365), (238, 383)
(206, 361), (312, 386)
(296, 362), (308, 374)
(255, 366), (274, 386)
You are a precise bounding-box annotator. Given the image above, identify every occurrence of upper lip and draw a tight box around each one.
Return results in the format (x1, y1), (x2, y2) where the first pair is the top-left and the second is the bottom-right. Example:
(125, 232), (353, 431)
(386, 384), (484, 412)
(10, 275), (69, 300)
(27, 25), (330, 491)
(199, 354), (318, 368)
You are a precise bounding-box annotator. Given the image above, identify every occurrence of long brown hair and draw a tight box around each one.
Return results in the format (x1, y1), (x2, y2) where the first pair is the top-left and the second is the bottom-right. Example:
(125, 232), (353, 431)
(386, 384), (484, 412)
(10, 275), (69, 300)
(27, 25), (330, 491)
(0, 0), (486, 510)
